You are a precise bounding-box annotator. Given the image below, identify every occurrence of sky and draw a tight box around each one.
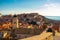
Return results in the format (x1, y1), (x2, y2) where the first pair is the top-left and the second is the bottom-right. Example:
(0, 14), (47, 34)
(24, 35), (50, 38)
(0, 0), (60, 20)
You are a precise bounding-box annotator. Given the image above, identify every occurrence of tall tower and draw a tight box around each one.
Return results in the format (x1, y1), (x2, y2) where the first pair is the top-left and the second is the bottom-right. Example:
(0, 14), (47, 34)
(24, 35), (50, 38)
(12, 15), (19, 29)
(0, 13), (2, 18)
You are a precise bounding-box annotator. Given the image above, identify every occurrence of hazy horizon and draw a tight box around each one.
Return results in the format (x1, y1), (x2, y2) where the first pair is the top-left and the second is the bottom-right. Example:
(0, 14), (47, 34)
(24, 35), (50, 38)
(45, 16), (60, 20)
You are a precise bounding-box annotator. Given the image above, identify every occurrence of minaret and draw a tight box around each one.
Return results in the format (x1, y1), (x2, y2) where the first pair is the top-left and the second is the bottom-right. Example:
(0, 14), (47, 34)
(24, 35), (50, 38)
(0, 13), (2, 18)
(12, 15), (19, 29)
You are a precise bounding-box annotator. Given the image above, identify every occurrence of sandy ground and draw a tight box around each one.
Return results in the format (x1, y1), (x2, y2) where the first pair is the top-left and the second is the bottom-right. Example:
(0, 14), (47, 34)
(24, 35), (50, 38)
(20, 30), (53, 40)
(55, 31), (60, 36)
(18, 31), (60, 40)
(53, 31), (60, 40)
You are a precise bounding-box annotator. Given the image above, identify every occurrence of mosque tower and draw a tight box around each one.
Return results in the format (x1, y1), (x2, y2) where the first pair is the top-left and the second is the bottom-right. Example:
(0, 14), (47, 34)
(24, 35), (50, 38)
(12, 15), (19, 29)
(0, 13), (2, 18)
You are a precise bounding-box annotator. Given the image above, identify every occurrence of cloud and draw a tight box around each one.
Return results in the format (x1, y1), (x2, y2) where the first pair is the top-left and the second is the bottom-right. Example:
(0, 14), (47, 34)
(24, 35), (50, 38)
(35, 3), (60, 16)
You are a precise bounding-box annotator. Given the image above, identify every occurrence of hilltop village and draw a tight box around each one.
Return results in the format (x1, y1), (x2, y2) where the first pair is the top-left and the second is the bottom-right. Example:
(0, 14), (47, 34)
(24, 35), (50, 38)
(0, 13), (60, 40)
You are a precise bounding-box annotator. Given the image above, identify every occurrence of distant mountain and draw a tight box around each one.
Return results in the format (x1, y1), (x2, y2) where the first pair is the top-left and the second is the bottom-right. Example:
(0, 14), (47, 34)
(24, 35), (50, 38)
(45, 16), (60, 21)
(44, 16), (60, 23)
